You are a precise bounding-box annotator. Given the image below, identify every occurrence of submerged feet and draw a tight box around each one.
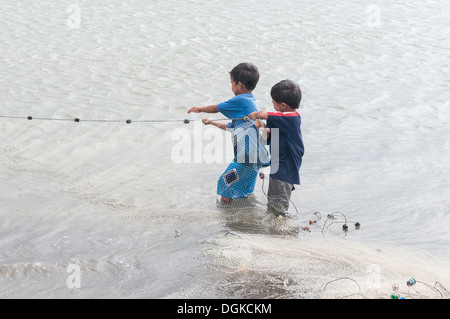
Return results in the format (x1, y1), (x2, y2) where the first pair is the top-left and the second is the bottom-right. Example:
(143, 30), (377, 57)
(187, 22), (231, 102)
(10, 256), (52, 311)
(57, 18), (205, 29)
(220, 196), (233, 204)
(276, 211), (290, 219)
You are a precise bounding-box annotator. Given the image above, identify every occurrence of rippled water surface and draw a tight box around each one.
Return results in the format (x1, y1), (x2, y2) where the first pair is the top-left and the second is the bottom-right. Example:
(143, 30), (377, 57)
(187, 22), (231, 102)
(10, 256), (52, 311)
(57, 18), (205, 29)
(1, 0), (449, 298)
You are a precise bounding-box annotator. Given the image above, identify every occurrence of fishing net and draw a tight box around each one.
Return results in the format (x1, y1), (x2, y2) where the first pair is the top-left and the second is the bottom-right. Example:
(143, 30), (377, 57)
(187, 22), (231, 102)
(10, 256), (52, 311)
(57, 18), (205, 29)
(217, 118), (270, 205)
(217, 119), (295, 219)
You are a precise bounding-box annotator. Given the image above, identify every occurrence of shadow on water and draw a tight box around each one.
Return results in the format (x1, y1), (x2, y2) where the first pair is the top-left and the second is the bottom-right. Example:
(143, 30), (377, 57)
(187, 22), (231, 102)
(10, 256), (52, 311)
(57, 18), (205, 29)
(210, 196), (316, 298)
(215, 195), (302, 237)
(215, 269), (304, 299)
(204, 197), (381, 299)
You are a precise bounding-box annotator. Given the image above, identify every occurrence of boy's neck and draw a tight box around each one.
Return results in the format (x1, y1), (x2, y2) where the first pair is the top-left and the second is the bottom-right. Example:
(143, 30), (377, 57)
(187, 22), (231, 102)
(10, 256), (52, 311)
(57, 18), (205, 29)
(284, 106), (296, 112)
(274, 102), (297, 113)
(235, 89), (252, 96)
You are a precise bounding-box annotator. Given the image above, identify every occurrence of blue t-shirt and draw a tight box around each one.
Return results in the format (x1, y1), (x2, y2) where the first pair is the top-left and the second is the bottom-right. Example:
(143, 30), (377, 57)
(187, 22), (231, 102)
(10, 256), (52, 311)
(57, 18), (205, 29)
(266, 111), (304, 185)
(217, 93), (261, 165)
(217, 93), (259, 119)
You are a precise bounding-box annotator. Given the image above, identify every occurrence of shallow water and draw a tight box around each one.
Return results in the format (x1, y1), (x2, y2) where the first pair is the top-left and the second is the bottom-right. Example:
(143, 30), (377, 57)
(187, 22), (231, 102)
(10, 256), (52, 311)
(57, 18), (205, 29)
(1, 0), (449, 298)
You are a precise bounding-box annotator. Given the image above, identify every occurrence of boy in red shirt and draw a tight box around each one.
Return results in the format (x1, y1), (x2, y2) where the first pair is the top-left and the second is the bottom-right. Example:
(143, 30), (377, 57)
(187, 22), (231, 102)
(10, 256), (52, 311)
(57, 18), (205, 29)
(249, 80), (304, 217)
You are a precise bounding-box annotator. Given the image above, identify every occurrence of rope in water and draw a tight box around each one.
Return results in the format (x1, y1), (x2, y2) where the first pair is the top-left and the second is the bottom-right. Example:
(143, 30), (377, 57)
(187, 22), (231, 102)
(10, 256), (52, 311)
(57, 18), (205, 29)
(0, 114), (249, 124)
(323, 276), (450, 299)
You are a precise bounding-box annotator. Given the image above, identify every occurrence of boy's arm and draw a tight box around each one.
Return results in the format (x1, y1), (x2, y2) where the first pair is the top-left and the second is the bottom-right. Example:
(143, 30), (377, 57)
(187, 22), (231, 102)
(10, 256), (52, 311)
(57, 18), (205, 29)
(254, 119), (270, 140)
(248, 111), (268, 120)
(249, 111), (268, 129)
(187, 105), (219, 114)
(202, 118), (228, 131)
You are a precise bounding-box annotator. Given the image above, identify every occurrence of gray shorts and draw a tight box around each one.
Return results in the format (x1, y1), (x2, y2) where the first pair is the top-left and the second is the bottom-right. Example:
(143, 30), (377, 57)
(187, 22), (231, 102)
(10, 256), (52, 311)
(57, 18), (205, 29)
(267, 177), (294, 215)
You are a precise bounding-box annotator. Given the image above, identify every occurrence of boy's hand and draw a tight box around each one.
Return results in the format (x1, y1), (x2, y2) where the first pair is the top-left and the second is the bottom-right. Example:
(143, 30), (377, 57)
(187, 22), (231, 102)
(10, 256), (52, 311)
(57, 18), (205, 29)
(255, 119), (266, 129)
(248, 111), (259, 120)
(249, 111), (268, 120)
(187, 106), (201, 113)
(202, 118), (212, 125)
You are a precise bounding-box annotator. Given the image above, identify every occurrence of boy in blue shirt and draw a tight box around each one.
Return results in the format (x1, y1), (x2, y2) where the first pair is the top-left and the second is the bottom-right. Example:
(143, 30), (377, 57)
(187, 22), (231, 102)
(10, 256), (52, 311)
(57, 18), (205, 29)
(249, 79), (304, 217)
(187, 62), (265, 203)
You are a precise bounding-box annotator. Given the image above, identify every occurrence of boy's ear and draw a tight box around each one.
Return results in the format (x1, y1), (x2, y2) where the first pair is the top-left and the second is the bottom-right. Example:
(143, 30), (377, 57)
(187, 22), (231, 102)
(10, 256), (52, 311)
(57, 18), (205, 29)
(281, 102), (290, 110)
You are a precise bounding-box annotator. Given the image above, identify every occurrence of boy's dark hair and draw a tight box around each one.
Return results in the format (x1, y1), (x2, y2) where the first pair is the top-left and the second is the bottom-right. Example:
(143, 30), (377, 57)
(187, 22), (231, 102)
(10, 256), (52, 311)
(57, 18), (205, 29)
(270, 79), (302, 109)
(229, 62), (260, 91)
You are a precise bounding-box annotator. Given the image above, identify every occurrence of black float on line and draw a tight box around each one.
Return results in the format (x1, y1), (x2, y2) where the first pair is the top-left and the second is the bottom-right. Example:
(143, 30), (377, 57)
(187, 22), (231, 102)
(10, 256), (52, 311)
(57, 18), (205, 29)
(0, 115), (249, 124)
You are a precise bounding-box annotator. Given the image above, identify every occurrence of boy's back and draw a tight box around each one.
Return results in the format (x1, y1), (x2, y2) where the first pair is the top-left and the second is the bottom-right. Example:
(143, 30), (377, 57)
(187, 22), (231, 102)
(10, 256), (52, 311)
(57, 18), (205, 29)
(217, 93), (258, 119)
(219, 92), (261, 165)
(267, 111), (304, 185)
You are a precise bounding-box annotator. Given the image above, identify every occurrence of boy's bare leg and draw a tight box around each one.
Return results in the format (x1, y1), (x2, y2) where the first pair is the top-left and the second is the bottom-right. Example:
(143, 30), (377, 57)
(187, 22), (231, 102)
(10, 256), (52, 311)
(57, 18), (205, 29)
(221, 196), (233, 203)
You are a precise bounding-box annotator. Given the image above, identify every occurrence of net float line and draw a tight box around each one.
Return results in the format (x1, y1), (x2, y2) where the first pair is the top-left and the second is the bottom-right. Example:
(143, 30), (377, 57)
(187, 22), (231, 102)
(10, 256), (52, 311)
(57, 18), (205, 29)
(0, 115), (249, 124)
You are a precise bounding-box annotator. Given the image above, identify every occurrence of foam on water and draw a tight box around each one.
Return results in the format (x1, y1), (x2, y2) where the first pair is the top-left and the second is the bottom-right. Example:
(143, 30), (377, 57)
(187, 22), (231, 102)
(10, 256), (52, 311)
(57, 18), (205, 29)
(200, 233), (450, 299)
(1, 0), (450, 298)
